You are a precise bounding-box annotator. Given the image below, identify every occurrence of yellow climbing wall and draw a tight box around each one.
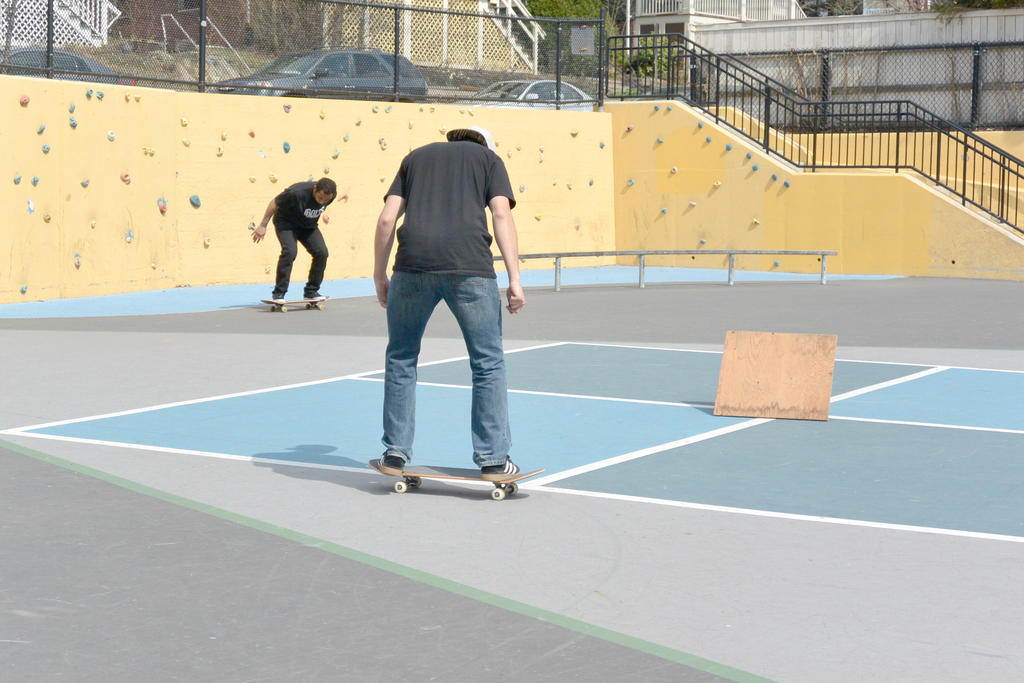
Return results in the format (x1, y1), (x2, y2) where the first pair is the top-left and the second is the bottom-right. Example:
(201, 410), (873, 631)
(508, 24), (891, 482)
(0, 77), (615, 303)
(605, 101), (1024, 280)
(4, 78), (1024, 304)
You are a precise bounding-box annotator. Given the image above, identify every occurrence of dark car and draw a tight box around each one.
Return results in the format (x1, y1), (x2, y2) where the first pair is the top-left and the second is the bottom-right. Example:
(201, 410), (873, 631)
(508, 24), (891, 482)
(215, 49), (427, 101)
(0, 48), (135, 85)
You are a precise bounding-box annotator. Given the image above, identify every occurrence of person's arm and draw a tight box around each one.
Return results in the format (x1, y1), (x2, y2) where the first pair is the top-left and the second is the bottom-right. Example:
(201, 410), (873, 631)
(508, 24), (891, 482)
(252, 198), (277, 243)
(374, 194), (405, 308)
(490, 195), (525, 314)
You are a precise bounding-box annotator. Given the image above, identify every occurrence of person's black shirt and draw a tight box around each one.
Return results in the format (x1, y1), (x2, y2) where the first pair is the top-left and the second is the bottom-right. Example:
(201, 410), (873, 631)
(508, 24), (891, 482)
(273, 182), (332, 231)
(386, 141), (516, 278)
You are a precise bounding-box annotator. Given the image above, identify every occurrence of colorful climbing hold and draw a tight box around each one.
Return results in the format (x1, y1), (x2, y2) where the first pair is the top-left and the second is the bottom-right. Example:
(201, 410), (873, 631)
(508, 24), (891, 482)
(627, 178), (635, 186)
(181, 117), (188, 127)
(157, 197), (168, 214)
(19, 95), (29, 107)
(13, 174), (21, 184)
(80, 179), (89, 188)
(69, 116), (77, 128)
(282, 104), (291, 113)
(705, 136), (711, 143)
(657, 137), (664, 143)
(26, 200), (34, 214)
(752, 164), (759, 171)
(106, 130), (115, 141)
(783, 180), (791, 188)
(670, 166), (678, 174)
(661, 207), (668, 214)
(68, 103), (75, 113)
(95, 91), (103, 100)
(726, 144), (733, 151)
(37, 124), (45, 134)
(189, 195), (201, 208)
(283, 142), (291, 153)
(86, 89), (94, 99)
(31, 176), (39, 186)
(74, 254), (81, 269)
(20, 285), (27, 294)
(42, 144), (50, 154)
(120, 173), (131, 184)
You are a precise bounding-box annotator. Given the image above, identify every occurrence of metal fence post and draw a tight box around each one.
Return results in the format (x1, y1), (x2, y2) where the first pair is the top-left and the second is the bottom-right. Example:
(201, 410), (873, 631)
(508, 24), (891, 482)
(820, 253), (828, 285)
(763, 83), (772, 152)
(638, 254), (646, 288)
(198, 0), (207, 92)
(820, 51), (830, 103)
(45, 0), (54, 78)
(555, 22), (562, 110)
(727, 253), (735, 286)
(598, 8), (605, 108)
(970, 43), (982, 130)
(393, 7), (401, 100)
(554, 257), (562, 292)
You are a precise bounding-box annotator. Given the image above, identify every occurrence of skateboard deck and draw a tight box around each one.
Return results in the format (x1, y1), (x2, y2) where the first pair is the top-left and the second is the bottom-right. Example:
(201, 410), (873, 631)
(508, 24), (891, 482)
(260, 297), (330, 312)
(368, 459), (545, 500)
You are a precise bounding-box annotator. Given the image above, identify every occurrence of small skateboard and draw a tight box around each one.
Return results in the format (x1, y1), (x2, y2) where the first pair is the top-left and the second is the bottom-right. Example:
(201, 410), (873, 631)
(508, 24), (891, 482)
(368, 459), (545, 500)
(260, 297), (330, 312)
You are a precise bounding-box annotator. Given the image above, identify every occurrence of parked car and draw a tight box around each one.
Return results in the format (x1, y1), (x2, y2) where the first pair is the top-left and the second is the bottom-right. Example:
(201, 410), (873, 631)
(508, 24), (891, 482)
(0, 48), (135, 85)
(215, 49), (427, 101)
(470, 80), (594, 110)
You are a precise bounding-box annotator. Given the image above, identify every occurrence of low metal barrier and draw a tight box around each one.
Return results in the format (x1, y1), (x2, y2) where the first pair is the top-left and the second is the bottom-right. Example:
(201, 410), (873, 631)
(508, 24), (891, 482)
(499, 249), (838, 290)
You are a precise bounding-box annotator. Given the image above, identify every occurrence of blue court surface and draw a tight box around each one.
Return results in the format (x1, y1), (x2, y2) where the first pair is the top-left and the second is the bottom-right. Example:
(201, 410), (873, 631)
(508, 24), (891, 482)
(10, 342), (1023, 540)
(0, 266), (898, 318)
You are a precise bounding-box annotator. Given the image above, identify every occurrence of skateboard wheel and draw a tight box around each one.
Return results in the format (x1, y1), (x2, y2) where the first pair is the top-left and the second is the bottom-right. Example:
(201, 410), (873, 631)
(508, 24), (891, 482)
(279, 305), (288, 312)
(407, 477), (421, 488)
(315, 303), (325, 311)
(394, 481), (408, 494)
(268, 305), (276, 312)
(305, 303), (312, 310)
(491, 487), (506, 501)
(508, 483), (519, 496)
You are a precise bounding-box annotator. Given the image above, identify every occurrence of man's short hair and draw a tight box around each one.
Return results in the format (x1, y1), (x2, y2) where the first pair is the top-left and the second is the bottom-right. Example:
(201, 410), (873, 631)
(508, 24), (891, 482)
(314, 177), (337, 197)
(446, 126), (496, 152)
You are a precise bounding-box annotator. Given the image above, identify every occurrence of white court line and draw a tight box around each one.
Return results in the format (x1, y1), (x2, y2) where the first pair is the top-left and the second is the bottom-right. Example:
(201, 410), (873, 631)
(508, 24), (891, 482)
(828, 415), (1024, 435)
(6, 430), (1020, 544)
(528, 419), (772, 486)
(350, 376), (714, 409)
(829, 366), (948, 403)
(529, 366), (954, 486)
(0, 340), (569, 435)
(523, 485), (1024, 544)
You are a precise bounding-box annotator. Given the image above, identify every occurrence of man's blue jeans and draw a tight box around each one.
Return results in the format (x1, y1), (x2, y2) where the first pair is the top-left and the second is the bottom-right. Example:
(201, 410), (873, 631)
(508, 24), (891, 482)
(382, 271), (511, 467)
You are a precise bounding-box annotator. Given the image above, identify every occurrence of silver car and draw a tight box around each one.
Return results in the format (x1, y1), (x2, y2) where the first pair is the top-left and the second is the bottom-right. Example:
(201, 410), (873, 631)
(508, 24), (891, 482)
(471, 80), (594, 110)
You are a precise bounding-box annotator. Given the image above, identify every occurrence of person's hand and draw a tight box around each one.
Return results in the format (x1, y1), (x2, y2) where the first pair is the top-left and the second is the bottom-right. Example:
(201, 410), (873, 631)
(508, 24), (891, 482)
(506, 282), (525, 314)
(252, 224), (267, 243)
(374, 276), (389, 308)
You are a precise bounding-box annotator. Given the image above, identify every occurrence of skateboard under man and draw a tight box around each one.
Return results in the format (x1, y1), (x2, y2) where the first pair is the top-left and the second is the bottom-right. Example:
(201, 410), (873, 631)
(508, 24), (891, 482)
(368, 459), (545, 500)
(260, 296), (330, 312)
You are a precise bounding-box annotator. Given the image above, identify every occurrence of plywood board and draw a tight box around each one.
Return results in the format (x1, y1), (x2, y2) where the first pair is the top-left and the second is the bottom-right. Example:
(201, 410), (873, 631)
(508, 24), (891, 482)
(714, 331), (837, 421)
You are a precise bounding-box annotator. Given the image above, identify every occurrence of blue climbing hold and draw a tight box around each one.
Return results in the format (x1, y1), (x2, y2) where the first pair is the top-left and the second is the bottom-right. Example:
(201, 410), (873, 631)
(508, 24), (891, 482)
(189, 194), (201, 208)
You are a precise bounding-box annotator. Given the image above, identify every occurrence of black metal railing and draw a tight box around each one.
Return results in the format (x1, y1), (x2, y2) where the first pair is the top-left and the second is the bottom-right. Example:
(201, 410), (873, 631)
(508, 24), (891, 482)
(605, 34), (1024, 235)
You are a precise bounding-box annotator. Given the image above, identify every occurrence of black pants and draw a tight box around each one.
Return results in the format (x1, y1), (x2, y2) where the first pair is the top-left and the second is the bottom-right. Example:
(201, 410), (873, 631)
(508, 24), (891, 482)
(274, 226), (328, 298)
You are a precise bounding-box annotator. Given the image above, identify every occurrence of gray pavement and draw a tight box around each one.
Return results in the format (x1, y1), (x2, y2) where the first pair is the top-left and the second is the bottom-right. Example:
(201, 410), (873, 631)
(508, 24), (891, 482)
(2, 277), (1023, 682)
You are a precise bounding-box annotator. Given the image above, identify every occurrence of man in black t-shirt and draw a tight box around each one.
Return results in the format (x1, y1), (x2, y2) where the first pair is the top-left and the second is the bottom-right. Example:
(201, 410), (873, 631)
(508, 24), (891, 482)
(373, 126), (525, 480)
(252, 177), (346, 302)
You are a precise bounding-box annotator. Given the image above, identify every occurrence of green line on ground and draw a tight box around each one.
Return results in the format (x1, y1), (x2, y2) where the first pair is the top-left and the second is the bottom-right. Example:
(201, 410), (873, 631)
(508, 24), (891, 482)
(3, 437), (774, 683)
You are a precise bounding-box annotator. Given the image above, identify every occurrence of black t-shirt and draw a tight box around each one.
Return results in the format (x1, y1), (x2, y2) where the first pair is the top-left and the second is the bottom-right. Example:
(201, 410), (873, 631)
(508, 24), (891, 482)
(385, 141), (516, 278)
(273, 182), (332, 231)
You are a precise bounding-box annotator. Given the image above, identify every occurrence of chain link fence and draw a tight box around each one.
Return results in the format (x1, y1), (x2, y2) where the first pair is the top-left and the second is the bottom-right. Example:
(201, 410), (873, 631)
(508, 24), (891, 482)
(0, 0), (603, 108)
(724, 42), (1024, 130)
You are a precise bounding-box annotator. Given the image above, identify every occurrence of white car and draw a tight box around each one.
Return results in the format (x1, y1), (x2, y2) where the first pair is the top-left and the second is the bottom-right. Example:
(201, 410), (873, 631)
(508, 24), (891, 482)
(471, 80), (594, 110)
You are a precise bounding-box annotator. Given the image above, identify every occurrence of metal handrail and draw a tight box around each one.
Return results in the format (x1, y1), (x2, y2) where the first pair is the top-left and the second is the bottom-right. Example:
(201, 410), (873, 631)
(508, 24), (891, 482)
(605, 33), (1024, 235)
(497, 249), (838, 290)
